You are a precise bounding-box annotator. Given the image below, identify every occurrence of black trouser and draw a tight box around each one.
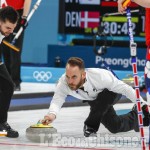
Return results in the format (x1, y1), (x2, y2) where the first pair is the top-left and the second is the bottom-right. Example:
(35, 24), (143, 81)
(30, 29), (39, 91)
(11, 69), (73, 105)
(84, 89), (138, 133)
(0, 9), (24, 86)
(0, 64), (14, 123)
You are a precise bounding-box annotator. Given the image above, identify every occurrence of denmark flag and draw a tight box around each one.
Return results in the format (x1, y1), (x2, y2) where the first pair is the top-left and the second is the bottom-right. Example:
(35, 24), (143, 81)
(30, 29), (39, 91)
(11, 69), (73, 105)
(79, 0), (100, 5)
(80, 11), (100, 28)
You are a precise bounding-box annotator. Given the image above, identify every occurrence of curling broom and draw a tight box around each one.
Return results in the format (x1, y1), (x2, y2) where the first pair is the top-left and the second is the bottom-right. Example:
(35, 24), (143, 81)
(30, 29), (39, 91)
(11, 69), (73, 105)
(123, 0), (146, 149)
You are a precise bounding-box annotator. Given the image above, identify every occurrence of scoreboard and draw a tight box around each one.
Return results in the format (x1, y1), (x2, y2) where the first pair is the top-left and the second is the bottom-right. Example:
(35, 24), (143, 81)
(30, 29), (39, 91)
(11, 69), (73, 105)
(58, 0), (145, 38)
(101, 1), (145, 37)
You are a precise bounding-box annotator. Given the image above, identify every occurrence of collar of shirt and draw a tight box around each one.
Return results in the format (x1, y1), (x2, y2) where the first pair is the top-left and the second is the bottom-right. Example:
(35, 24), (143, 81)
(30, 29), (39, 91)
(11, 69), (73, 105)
(80, 73), (97, 95)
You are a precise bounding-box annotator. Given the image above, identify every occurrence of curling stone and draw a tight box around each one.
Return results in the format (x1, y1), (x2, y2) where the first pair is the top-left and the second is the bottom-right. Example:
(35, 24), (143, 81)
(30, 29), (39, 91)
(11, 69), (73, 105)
(26, 123), (57, 143)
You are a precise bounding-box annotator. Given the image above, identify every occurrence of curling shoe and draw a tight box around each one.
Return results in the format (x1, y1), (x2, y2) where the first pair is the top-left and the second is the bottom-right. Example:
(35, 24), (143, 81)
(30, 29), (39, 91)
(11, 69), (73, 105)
(83, 125), (97, 137)
(0, 122), (19, 138)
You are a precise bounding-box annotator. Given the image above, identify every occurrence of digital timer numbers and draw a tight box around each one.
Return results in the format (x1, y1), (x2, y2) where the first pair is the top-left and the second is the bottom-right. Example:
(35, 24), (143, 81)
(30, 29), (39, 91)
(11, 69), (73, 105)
(101, 21), (136, 35)
(101, 16), (138, 36)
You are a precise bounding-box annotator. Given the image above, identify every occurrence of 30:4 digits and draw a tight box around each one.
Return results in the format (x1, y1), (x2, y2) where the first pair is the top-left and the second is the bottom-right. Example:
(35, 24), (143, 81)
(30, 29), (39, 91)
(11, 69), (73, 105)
(102, 22), (136, 35)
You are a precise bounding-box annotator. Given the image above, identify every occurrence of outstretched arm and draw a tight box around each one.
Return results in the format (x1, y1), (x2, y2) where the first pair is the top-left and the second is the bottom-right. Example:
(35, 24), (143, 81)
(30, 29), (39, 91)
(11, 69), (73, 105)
(23, 0), (32, 17)
(132, 0), (150, 7)
(118, 0), (150, 13)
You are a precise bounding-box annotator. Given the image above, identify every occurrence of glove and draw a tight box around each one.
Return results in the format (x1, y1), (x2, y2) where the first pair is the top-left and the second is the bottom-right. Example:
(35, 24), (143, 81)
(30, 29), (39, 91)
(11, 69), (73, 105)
(20, 16), (28, 29)
(142, 105), (150, 117)
(142, 105), (150, 126)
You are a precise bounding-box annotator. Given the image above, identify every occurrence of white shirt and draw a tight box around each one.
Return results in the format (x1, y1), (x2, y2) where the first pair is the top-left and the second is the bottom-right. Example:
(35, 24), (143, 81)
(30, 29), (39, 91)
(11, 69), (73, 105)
(48, 68), (144, 116)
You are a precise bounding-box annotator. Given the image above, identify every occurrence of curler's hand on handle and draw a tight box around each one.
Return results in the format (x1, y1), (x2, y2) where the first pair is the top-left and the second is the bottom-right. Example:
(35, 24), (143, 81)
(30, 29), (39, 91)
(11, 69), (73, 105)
(118, 0), (131, 14)
(41, 113), (56, 125)
(142, 104), (150, 126)
(20, 16), (28, 29)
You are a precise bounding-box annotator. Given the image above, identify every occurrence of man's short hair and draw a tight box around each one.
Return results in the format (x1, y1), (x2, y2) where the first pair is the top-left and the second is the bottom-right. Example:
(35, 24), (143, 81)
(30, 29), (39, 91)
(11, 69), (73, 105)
(0, 6), (19, 24)
(66, 57), (85, 70)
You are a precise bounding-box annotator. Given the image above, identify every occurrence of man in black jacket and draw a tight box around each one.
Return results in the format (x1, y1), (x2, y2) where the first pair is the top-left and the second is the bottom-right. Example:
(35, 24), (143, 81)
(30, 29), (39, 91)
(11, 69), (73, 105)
(0, 6), (19, 138)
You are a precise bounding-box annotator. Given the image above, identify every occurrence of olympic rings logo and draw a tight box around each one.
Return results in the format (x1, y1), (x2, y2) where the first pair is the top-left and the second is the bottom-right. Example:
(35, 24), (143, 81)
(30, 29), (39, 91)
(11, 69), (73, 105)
(33, 71), (52, 82)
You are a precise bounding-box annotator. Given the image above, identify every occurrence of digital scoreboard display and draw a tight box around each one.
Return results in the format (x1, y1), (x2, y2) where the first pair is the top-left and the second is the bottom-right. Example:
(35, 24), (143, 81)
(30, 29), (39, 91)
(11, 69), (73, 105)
(100, 1), (145, 37)
(58, 0), (145, 38)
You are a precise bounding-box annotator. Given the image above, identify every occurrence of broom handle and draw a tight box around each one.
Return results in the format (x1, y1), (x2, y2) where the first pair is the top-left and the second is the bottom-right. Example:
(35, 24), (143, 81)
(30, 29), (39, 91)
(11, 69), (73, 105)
(12, 0), (42, 43)
(125, 7), (146, 150)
